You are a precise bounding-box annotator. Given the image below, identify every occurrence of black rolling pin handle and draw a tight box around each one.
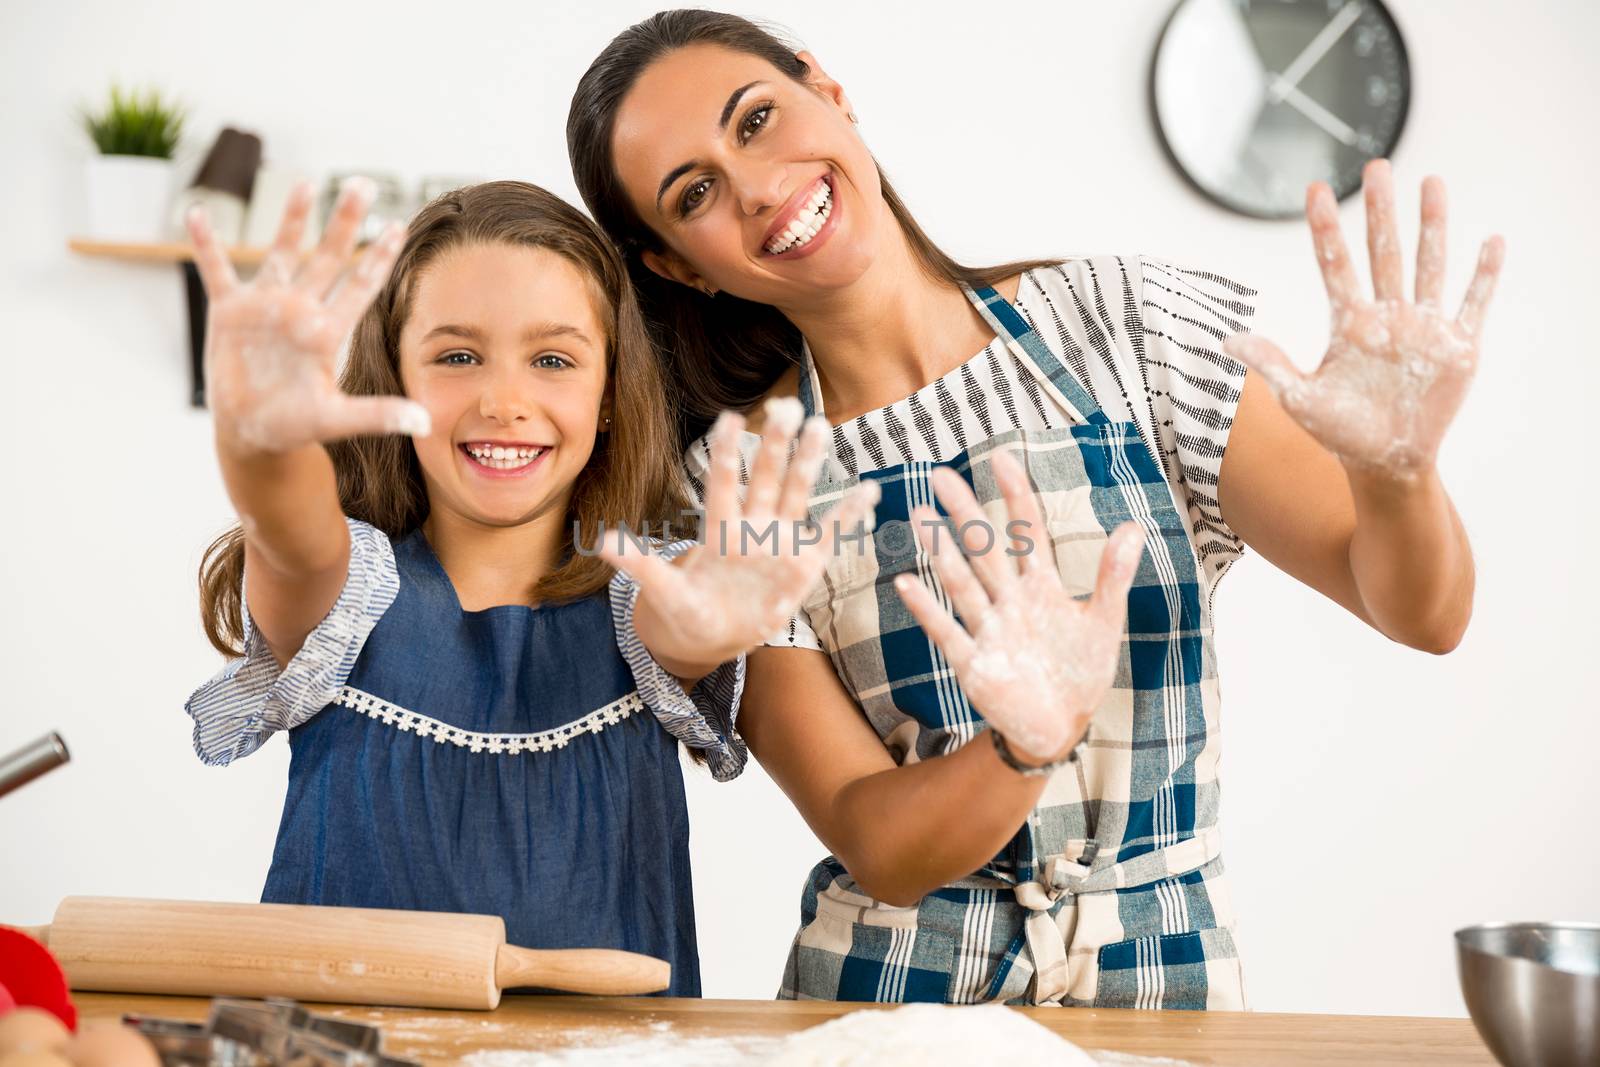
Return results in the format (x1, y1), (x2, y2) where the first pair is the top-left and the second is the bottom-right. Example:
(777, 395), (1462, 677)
(0, 732), (70, 799)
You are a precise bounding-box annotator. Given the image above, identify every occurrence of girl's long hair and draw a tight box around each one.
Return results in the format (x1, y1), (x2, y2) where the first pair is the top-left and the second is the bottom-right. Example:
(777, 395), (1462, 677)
(200, 181), (686, 657)
(567, 8), (1058, 446)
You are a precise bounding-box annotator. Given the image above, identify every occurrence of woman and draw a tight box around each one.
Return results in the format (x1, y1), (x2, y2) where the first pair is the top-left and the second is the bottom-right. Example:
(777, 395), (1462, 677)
(567, 10), (1503, 1008)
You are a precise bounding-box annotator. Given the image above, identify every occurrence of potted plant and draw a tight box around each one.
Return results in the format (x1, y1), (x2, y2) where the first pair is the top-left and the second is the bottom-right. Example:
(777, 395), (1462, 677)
(81, 86), (185, 242)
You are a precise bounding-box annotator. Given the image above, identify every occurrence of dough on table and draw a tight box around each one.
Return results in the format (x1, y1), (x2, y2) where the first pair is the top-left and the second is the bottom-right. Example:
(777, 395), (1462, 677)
(766, 1004), (1096, 1066)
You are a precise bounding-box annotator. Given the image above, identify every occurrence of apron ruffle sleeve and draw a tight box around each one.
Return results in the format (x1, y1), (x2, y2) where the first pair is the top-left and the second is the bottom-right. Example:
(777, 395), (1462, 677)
(184, 517), (399, 767)
(607, 537), (749, 782)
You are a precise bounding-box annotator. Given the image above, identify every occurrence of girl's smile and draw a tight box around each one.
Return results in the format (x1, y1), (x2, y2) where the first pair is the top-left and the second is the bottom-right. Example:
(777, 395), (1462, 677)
(457, 440), (553, 477)
(400, 242), (610, 528)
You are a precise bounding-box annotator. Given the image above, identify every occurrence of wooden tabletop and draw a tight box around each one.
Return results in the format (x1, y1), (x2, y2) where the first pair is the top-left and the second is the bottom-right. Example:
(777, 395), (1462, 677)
(76, 992), (1495, 1066)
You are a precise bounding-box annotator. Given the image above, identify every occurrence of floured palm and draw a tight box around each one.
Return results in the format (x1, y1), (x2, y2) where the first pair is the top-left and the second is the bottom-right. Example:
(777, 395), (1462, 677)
(1225, 160), (1504, 480)
(187, 177), (429, 454)
(601, 398), (880, 670)
(894, 451), (1146, 763)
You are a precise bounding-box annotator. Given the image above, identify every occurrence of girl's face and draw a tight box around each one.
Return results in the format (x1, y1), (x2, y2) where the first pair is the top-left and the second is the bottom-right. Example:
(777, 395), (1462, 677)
(611, 43), (886, 308)
(399, 242), (610, 530)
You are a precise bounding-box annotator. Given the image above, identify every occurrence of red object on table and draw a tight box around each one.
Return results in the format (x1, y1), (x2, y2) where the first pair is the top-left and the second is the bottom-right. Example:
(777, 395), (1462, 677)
(0, 928), (75, 1030)
(0, 979), (15, 1014)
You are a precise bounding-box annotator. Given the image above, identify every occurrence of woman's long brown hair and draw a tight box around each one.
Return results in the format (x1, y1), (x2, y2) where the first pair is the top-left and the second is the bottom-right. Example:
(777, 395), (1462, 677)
(200, 180), (687, 658)
(567, 9), (1059, 447)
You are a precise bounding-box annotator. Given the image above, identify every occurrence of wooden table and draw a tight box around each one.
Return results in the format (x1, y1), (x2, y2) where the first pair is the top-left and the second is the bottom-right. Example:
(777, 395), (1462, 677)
(76, 992), (1496, 1066)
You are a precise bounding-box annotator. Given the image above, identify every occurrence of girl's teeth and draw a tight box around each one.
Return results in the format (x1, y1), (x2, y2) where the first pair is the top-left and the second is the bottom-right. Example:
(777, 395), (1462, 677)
(465, 445), (543, 469)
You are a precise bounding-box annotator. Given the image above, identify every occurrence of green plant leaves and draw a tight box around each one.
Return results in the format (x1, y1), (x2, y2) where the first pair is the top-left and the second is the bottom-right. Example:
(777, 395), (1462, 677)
(81, 85), (185, 158)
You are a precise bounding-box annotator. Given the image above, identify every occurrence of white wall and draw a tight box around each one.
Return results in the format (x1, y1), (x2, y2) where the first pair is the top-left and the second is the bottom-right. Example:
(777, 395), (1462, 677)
(2, 0), (1595, 1019)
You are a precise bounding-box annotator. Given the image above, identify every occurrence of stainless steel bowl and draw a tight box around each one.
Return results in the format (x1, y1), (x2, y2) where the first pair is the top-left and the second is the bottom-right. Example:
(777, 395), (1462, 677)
(1457, 922), (1600, 1067)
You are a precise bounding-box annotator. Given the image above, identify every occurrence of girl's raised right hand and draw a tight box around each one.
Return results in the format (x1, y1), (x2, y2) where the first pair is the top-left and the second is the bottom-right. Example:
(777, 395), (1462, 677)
(186, 177), (431, 455)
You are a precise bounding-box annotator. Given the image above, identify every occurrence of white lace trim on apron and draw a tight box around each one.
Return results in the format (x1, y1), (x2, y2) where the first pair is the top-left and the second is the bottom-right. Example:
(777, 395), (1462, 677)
(333, 685), (644, 755)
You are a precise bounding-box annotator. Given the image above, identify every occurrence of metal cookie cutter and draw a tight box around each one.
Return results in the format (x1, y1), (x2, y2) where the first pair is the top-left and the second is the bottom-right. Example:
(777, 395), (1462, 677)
(123, 997), (420, 1067)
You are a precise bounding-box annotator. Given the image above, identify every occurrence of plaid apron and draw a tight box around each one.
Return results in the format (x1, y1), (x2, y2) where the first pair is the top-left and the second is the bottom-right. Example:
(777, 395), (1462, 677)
(779, 283), (1244, 1008)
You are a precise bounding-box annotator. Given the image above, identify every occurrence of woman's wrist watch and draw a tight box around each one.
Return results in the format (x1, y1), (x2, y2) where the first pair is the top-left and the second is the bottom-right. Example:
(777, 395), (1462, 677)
(989, 727), (1086, 777)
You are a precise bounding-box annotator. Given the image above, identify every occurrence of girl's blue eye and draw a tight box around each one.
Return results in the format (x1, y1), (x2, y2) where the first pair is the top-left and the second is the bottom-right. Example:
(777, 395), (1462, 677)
(440, 350), (476, 366)
(535, 353), (570, 369)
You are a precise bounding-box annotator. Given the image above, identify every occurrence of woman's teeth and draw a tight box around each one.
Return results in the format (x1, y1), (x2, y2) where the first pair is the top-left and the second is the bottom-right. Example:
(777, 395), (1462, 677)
(767, 181), (832, 255)
(464, 444), (544, 470)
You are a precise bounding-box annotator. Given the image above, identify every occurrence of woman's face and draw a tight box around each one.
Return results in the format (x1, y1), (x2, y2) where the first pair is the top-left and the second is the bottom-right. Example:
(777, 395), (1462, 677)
(398, 241), (610, 531)
(611, 43), (887, 308)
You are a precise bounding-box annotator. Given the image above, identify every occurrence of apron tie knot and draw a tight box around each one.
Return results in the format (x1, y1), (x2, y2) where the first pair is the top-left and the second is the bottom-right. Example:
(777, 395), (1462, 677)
(1013, 843), (1099, 911)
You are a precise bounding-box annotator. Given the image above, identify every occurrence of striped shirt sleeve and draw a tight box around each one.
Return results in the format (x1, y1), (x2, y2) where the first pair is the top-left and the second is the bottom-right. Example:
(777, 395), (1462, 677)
(682, 434), (824, 651)
(607, 537), (749, 782)
(1136, 257), (1257, 587)
(183, 517), (399, 767)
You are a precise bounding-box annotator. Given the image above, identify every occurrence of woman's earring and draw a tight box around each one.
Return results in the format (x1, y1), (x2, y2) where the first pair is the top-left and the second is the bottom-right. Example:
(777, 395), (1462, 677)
(601, 415), (612, 431)
(848, 112), (858, 125)
(700, 283), (718, 297)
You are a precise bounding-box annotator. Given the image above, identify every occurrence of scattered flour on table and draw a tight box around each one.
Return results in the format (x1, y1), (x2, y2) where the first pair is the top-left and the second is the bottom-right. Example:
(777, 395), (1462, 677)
(765, 1005), (1095, 1065)
(463, 1031), (779, 1067)
(459, 1005), (1195, 1066)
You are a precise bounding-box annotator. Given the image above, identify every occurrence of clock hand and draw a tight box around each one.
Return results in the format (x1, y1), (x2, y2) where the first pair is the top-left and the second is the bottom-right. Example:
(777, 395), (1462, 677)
(1268, 74), (1359, 146)
(1269, 0), (1365, 103)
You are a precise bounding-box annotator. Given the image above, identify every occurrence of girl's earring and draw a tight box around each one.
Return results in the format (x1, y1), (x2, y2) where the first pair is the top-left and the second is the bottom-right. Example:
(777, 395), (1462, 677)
(601, 415), (612, 432)
(848, 112), (858, 124)
(700, 283), (718, 297)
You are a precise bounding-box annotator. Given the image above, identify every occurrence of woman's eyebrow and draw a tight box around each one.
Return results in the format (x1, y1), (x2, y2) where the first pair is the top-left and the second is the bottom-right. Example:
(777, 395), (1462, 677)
(654, 79), (767, 211)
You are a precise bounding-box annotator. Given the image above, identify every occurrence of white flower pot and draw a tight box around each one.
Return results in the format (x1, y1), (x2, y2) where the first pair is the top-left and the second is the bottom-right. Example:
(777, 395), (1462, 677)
(84, 154), (175, 242)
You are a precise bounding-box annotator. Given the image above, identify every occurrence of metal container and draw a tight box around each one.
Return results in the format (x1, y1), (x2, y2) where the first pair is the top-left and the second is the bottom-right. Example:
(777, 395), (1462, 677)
(0, 732), (70, 799)
(319, 172), (411, 244)
(1457, 921), (1600, 1067)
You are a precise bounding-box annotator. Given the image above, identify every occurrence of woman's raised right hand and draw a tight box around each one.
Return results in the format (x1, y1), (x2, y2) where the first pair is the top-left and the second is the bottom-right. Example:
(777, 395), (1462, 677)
(894, 450), (1145, 766)
(186, 177), (431, 455)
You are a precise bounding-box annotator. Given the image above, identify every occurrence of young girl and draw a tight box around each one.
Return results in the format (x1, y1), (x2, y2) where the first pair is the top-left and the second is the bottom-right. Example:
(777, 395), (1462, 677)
(567, 11), (1503, 1008)
(183, 178), (875, 997)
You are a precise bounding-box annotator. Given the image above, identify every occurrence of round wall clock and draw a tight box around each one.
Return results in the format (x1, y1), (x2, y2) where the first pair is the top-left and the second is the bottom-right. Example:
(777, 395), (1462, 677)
(1151, 0), (1411, 219)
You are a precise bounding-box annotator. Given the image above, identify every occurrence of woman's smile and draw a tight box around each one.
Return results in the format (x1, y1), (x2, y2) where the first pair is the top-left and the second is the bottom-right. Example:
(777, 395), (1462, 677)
(762, 172), (838, 258)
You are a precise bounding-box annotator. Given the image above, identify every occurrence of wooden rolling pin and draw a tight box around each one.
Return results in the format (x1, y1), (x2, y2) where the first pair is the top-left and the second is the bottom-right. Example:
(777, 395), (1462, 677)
(8, 896), (669, 1009)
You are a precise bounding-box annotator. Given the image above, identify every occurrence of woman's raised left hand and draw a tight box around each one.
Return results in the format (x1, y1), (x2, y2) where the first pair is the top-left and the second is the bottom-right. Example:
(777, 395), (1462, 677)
(1223, 159), (1504, 481)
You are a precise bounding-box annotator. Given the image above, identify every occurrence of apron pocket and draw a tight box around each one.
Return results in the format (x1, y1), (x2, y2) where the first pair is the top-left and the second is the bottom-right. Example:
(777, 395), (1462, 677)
(1092, 926), (1243, 1011)
(793, 883), (959, 1003)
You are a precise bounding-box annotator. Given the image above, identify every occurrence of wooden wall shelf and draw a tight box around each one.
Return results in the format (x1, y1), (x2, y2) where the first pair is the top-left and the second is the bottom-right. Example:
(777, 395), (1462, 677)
(68, 238), (272, 266)
(69, 237), (279, 406)
(70, 237), (368, 406)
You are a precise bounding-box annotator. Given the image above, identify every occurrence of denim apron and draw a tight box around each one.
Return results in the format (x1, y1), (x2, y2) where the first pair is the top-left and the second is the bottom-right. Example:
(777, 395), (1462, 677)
(780, 283), (1241, 1007)
(260, 529), (701, 997)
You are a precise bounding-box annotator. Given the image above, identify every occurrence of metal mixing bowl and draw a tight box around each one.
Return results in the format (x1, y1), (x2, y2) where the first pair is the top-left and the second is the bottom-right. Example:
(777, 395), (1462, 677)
(1456, 921), (1600, 1067)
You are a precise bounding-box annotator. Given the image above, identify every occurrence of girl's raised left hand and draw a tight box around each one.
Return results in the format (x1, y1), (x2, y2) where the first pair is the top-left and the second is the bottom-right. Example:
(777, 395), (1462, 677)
(602, 398), (880, 676)
(1223, 159), (1504, 482)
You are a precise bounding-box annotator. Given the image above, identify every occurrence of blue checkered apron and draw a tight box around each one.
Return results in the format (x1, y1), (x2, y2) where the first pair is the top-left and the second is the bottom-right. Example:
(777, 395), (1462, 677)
(779, 283), (1244, 1007)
